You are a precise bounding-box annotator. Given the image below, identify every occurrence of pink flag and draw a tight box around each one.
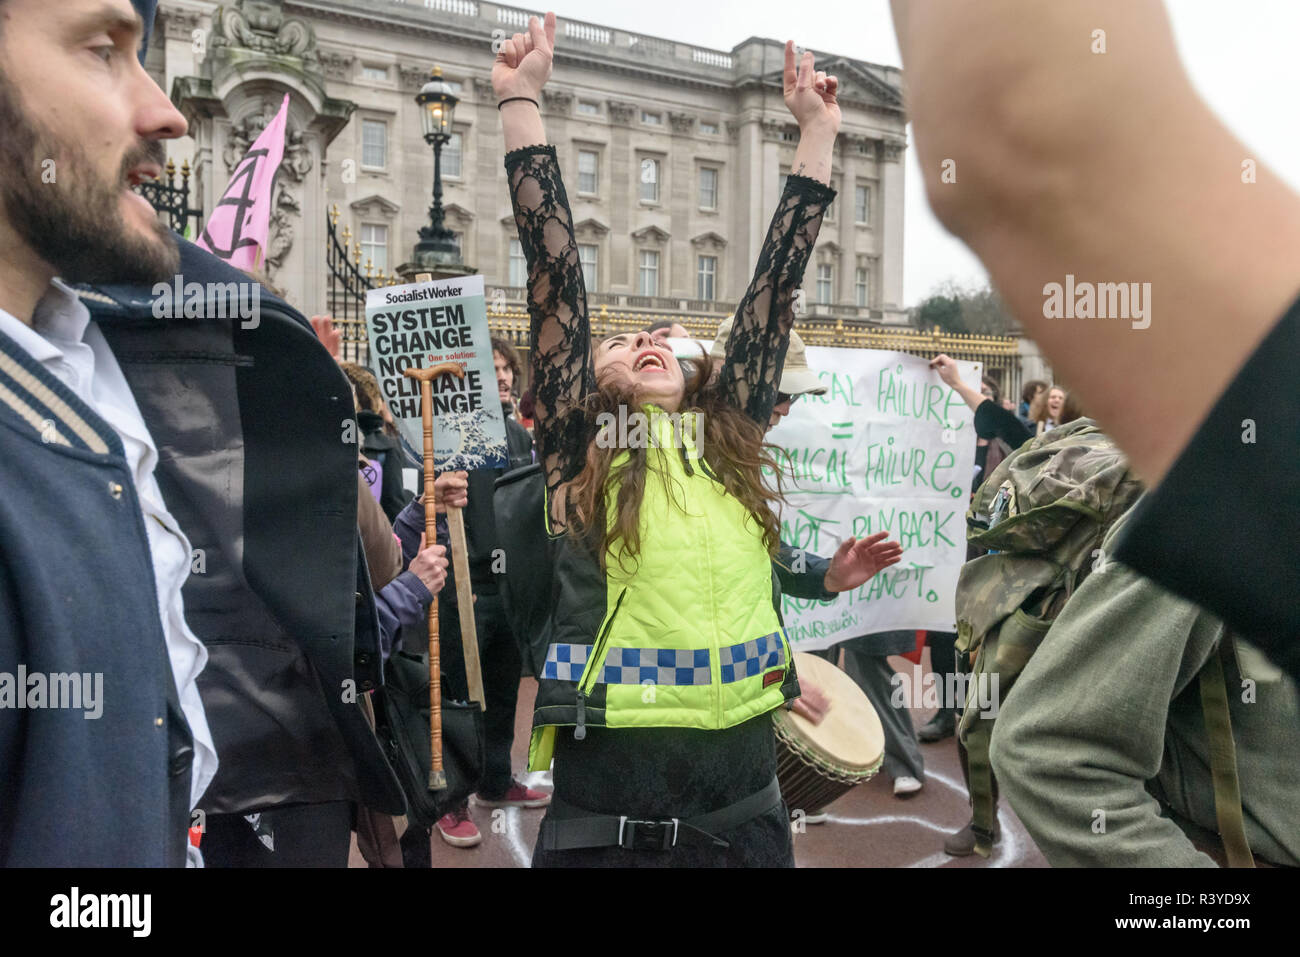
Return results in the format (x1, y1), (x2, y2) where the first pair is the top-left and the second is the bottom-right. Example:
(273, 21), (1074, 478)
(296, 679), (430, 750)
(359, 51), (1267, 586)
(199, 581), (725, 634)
(196, 94), (290, 271)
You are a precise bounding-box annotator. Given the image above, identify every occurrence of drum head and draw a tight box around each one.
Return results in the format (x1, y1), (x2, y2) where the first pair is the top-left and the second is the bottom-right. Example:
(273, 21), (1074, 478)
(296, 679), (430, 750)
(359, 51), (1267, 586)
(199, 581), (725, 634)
(775, 651), (885, 773)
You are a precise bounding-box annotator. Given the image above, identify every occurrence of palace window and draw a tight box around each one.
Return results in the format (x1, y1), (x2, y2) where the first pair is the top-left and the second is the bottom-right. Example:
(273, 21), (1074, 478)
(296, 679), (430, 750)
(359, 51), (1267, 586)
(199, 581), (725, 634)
(361, 223), (388, 273)
(855, 266), (870, 307)
(639, 157), (660, 203)
(698, 167), (718, 209)
(508, 239), (527, 287)
(697, 255), (717, 301)
(361, 119), (387, 169)
(816, 263), (834, 305)
(443, 132), (462, 179)
(578, 150), (599, 194)
(638, 249), (660, 296)
(579, 243), (599, 290)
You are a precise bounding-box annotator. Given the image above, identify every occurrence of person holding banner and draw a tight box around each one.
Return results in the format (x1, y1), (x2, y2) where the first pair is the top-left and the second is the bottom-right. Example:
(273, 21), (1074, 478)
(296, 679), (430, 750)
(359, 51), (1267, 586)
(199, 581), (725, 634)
(930, 355), (1034, 464)
(498, 12), (865, 866)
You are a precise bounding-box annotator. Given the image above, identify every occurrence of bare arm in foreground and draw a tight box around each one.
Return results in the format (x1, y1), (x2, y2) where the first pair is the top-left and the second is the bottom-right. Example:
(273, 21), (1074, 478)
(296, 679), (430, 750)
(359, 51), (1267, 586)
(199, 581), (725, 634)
(891, 0), (1300, 485)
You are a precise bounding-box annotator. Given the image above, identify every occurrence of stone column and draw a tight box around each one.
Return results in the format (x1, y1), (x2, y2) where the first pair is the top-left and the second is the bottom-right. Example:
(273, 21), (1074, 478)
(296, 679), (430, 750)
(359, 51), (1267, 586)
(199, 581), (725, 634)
(1018, 338), (1053, 388)
(879, 138), (907, 315)
(837, 136), (857, 307)
(760, 118), (788, 303)
(471, 77), (503, 291)
(607, 100), (635, 291)
(667, 111), (696, 299)
(728, 115), (764, 300)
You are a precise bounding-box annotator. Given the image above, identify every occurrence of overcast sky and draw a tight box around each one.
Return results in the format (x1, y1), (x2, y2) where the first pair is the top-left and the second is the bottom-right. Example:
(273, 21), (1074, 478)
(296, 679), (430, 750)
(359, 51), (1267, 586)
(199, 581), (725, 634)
(540, 0), (1300, 306)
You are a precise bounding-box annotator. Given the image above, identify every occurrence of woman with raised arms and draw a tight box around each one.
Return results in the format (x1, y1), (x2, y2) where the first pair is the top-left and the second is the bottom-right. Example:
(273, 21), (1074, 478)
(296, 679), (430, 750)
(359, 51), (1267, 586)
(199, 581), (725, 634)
(495, 13), (884, 866)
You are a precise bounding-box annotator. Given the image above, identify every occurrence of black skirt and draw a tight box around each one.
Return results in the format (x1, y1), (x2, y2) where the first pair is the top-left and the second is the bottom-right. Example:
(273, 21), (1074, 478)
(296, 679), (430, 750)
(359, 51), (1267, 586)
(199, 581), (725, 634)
(531, 714), (795, 868)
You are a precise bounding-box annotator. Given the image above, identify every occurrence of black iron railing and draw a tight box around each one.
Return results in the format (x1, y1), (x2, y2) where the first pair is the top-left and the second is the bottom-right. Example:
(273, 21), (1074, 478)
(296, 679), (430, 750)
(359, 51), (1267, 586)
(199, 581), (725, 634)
(134, 158), (204, 236)
(326, 204), (409, 364)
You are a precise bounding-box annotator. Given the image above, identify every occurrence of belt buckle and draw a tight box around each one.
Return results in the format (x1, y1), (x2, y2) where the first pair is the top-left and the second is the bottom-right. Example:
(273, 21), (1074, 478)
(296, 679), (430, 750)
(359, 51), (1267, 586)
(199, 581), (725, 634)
(618, 816), (679, 850)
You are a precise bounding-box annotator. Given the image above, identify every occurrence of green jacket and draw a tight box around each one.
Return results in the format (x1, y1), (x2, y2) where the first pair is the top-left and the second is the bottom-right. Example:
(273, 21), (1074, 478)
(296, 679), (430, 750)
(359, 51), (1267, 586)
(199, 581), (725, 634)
(529, 408), (798, 770)
(989, 510), (1300, 867)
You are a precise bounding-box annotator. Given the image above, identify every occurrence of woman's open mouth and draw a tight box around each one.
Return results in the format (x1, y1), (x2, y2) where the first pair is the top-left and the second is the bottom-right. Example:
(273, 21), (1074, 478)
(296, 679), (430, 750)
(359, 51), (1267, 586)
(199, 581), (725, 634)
(633, 350), (668, 373)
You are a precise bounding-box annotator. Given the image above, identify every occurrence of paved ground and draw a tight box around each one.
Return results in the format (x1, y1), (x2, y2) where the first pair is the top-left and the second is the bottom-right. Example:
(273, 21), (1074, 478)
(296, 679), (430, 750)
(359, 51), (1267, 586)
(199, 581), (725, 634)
(351, 649), (1047, 868)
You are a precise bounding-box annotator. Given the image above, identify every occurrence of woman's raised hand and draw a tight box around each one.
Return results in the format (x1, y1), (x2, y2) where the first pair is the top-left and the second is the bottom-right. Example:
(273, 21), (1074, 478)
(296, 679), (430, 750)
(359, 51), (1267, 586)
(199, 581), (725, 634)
(783, 41), (841, 136)
(492, 11), (557, 102)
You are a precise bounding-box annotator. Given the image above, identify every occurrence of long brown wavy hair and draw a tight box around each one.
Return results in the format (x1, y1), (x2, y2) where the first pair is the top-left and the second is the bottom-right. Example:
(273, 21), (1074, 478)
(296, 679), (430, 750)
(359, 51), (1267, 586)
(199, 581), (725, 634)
(564, 350), (786, 574)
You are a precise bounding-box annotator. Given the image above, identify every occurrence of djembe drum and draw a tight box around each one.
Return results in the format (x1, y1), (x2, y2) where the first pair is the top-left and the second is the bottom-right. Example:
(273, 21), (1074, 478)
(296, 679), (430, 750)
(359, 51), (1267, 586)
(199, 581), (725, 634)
(773, 651), (885, 815)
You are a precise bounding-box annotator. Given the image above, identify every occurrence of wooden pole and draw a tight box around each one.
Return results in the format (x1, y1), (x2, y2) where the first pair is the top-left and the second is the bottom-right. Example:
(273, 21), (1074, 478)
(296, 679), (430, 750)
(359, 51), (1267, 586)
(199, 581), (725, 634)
(445, 506), (487, 708)
(404, 361), (463, 791)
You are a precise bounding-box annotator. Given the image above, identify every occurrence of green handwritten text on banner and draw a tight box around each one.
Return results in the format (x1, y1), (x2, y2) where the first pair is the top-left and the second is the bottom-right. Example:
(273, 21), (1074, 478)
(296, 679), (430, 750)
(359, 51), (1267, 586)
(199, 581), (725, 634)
(767, 349), (980, 650)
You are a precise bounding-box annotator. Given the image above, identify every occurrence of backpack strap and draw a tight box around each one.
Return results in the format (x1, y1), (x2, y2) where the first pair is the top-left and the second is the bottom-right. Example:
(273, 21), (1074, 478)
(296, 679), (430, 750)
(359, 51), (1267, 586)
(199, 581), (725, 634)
(957, 642), (999, 857)
(1197, 637), (1254, 868)
(965, 716), (998, 857)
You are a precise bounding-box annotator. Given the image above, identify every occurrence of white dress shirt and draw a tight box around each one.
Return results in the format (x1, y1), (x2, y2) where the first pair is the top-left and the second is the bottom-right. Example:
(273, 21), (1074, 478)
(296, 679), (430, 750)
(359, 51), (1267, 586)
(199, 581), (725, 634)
(0, 279), (218, 816)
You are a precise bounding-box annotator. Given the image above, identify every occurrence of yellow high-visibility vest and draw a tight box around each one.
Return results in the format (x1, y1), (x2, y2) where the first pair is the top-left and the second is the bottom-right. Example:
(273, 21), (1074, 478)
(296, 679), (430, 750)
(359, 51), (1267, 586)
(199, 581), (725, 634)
(529, 407), (794, 770)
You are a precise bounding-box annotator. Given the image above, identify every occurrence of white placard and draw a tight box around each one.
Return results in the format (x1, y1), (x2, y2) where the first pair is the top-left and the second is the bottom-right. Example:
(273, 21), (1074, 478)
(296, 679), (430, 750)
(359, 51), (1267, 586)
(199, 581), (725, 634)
(767, 348), (981, 650)
(365, 274), (508, 471)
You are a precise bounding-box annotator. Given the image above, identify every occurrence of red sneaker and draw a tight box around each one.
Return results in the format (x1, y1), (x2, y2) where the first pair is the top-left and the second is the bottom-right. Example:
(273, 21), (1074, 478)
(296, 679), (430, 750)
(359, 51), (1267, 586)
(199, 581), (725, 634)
(474, 778), (552, 809)
(435, 804), (482, 848)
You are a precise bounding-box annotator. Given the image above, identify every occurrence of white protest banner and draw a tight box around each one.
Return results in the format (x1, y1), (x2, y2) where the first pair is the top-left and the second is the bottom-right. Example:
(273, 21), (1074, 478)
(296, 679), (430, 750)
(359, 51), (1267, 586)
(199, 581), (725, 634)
(767, 348), (981, 650)
(365, 274), (508, 470)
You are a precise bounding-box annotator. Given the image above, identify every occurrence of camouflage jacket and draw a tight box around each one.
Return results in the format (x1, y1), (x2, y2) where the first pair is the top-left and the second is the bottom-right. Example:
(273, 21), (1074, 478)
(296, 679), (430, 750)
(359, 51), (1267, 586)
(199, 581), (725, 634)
(955, 418), (1146, 660)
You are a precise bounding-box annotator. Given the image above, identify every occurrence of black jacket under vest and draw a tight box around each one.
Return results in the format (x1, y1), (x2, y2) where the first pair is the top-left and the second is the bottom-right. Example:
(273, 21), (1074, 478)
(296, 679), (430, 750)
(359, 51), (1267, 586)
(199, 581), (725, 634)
(454, 411), (535, 595)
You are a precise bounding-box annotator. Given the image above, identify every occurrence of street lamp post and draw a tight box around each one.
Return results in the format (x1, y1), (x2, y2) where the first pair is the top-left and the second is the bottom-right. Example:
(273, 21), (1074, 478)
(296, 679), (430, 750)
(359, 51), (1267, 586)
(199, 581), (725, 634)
(413, 66), (461, 269)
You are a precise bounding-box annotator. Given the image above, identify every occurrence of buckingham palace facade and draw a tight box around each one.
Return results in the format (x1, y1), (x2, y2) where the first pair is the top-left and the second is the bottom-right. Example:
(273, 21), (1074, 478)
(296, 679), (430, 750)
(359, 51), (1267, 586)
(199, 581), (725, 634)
(147, 0), (909, 331)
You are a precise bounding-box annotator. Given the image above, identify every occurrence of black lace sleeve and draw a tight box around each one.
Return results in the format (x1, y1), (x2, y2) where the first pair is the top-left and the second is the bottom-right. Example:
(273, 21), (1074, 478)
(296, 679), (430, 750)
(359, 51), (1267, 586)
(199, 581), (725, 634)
(717, 174), (835, 425)
(505, 145), (597, 520)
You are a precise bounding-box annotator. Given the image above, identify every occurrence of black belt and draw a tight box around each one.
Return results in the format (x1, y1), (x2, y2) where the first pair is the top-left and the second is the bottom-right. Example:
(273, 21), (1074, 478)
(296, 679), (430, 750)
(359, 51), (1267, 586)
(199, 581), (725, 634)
(540, 777), (782, 852)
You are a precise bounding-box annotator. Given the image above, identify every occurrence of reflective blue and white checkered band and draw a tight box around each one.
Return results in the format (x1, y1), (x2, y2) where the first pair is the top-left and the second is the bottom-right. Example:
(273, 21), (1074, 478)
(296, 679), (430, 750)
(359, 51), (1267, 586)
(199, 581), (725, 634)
(542, 644), (711, 685)
(541, 642), (591, 682)
(542, 633), (785, 685)
(718, 631), (786, 684)
(601, 646), (712, 686)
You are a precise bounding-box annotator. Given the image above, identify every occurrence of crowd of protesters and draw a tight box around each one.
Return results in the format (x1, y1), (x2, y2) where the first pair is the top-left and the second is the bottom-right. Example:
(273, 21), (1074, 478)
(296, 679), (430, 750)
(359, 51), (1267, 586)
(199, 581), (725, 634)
(1, 0), (1296, 871)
